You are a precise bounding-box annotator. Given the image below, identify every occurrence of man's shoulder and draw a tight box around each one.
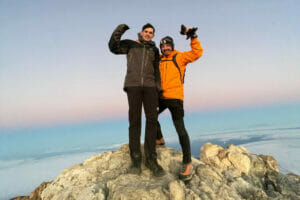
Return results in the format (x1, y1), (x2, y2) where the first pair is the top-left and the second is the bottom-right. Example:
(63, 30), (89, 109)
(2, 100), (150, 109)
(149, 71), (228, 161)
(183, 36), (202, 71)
(149, 45), (159, 51)
(131, 41), (158, 52)
(172, 50), (182, 57)
(118, 39), (136, 48)
(122, 39), (135, 44)
(174, 49), (182, 54)
(148, 45), (159, 54)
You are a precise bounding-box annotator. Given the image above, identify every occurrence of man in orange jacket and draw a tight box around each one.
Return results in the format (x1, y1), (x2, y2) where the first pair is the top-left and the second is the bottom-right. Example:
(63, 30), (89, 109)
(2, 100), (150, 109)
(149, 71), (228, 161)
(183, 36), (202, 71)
(157, 25), (203, 181)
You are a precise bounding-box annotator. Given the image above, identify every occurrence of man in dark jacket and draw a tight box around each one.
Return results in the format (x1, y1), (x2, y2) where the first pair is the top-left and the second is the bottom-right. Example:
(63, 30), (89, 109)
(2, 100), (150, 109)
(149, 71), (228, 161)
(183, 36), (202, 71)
(109, 23), (164, 177)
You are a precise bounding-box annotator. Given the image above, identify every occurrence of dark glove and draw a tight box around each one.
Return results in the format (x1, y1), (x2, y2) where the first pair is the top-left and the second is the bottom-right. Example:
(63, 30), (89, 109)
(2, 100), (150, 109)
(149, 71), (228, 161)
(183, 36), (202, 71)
(118, 24), (130, 32)
(180, 24), (198, 40)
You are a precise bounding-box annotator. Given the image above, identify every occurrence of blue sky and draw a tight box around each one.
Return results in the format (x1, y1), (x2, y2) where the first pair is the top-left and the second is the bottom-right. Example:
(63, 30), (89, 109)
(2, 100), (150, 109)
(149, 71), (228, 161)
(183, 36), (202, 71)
(1, 0), (300, 129)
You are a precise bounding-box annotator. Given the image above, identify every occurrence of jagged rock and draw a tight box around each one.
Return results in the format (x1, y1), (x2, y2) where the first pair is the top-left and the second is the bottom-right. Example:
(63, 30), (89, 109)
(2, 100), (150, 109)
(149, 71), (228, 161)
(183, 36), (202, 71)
(14, 143), (300, 200)
(200, 142), (251, 175)
(11, 182), (51, 200)
(169, 180), (185, 200)
(11, 196), (29, 200)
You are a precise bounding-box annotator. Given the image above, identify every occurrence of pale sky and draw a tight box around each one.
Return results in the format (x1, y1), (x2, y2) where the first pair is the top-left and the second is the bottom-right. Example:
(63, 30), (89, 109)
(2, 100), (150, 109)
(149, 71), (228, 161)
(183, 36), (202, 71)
(1, 0), (300, 129)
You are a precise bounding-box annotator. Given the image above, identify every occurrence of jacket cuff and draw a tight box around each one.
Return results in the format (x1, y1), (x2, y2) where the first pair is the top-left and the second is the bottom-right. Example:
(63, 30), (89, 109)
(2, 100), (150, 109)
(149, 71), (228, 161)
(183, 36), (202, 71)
(117, 24), (129, 32)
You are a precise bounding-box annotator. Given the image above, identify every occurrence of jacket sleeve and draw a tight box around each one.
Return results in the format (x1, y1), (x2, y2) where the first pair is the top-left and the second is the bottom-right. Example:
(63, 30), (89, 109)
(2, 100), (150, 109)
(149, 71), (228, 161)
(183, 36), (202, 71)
(180, 38), (203, 65)
(108, 24), (131, 54)
(153, 48), (162, 93)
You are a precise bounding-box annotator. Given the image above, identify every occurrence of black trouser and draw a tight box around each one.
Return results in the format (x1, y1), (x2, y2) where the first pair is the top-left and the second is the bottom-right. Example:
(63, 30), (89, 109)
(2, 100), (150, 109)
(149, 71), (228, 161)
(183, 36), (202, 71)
(157, 99), (191, 164)
(126, 86), (158, 162)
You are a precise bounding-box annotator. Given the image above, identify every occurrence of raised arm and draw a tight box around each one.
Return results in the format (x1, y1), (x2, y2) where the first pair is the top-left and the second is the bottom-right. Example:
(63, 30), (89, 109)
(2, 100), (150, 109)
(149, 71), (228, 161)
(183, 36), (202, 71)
(108, 24), (131, 54)
(181, 37), (203, 65)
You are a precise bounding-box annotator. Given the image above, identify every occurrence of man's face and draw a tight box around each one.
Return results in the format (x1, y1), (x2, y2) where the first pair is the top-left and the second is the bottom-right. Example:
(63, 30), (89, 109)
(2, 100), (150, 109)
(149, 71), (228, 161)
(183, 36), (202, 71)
(161, 44), (172, 56)
(140, 27), (154, 41)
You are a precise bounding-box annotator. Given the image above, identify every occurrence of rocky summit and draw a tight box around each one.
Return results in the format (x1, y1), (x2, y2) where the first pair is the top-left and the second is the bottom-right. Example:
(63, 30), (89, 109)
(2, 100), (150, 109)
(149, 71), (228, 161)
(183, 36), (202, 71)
(12, 143), (300, 200)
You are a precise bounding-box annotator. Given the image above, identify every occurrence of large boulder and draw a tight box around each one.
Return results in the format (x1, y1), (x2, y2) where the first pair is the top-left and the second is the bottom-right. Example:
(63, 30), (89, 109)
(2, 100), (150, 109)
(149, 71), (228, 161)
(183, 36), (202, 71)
(12, 143), (300, 200)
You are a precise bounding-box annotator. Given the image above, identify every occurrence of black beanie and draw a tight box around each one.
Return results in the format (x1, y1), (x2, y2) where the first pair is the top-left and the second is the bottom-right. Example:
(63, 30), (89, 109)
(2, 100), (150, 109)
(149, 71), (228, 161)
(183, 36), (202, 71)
(160, 36), (174, 50)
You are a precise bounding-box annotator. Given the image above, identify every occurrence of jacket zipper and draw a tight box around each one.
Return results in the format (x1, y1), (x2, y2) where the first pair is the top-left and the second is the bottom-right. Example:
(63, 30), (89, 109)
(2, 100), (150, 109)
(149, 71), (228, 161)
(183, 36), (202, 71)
(165, 61), (168, 86)
(141, 45), (146, 86)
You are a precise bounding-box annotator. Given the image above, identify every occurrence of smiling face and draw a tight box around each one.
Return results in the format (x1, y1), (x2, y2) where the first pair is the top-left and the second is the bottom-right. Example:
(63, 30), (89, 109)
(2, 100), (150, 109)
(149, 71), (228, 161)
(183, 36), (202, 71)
(140, 27), (154, 42)
(161, 43), (173, 56)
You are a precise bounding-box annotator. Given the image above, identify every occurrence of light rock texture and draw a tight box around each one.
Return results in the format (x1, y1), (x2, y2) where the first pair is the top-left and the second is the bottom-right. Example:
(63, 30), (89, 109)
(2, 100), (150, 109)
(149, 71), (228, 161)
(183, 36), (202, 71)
(12, 143), (300, 200)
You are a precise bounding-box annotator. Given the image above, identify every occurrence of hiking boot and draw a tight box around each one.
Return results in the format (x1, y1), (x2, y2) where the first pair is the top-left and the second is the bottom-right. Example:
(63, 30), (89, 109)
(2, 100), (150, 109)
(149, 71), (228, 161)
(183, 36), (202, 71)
(128, 153), (142, 175)
(156, 137), (165, 146)
(128, 163), (142, 175)
(179, 163), (194, 181)
(145, 159), (165, 177)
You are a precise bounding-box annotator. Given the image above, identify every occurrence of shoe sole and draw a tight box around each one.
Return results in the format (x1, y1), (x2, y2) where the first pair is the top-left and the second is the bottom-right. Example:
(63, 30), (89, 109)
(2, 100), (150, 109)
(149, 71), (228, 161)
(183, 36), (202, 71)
(179, 171), (194, 181)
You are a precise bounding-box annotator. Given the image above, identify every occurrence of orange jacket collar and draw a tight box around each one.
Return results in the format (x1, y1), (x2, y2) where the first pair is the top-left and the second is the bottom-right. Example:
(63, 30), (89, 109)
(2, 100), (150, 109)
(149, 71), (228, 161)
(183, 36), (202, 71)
(161, 50), (179, 59)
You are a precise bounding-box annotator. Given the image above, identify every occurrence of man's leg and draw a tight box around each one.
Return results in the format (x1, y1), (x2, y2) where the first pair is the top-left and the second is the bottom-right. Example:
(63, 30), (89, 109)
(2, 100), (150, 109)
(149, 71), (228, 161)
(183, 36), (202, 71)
(126, 87), (143, 173)
(173, 119), (192, 164)
(167, 99), (193, 180)
(157, 98), (167, 144)
(143, 87), (165, 177)
(167, 100), (191, 164)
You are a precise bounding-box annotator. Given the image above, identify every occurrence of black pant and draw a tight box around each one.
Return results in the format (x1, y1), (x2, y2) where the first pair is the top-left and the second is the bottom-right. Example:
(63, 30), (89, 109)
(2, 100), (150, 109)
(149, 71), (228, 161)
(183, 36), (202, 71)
(157, 99), (191, 164)
(126, 87), (158, 161)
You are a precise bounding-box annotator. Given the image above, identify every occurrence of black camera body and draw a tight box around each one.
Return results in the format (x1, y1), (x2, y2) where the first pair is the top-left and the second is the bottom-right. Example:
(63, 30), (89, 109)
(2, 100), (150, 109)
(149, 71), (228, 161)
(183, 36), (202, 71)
(180, 24), (198, 39)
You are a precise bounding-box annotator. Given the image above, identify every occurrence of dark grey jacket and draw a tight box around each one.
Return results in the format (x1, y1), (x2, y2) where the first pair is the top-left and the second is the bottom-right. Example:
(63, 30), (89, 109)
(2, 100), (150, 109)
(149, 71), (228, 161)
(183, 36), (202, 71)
(109, 24), (161, 91)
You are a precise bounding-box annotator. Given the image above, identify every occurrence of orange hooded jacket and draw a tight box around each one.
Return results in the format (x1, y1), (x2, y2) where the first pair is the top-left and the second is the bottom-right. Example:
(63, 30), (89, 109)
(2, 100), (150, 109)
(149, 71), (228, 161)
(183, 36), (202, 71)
(159, 38), (203, 101)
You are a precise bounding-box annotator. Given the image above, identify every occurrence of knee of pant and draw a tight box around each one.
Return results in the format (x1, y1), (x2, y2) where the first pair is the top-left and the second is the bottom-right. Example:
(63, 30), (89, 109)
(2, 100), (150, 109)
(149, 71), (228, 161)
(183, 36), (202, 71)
(177, 129), (188, 137)
(146, 118), (157, 125)
(174, 120), (187, 136)
(173, 119), (184, 127)
(145, 114), (158, 123)
(129, 123), (141, 130)
(171, 112), (184, 121)
(145, 112), (158, 121)
(129, 117), (141, 125)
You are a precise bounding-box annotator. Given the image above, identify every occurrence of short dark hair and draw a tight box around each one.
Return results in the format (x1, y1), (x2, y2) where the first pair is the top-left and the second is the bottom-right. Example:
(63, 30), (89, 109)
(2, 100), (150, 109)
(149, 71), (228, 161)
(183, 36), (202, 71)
(142, 23), (155, 33)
